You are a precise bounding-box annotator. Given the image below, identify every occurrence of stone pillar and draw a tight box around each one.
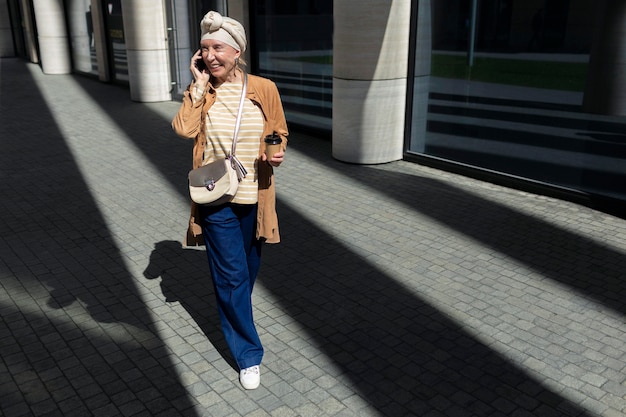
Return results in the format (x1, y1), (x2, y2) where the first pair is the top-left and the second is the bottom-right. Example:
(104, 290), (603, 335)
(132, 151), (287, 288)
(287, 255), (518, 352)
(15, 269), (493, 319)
(121, 0), (171, 102)
(32, 0), (72, 74)
(332, 0), (411, 164)
(583, 0), (626, 116)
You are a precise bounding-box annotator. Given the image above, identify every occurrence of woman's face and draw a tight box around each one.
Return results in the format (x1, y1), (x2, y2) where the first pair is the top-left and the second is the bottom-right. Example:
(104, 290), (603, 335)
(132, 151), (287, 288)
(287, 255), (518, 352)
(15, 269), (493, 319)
(200, 39), (240, 83)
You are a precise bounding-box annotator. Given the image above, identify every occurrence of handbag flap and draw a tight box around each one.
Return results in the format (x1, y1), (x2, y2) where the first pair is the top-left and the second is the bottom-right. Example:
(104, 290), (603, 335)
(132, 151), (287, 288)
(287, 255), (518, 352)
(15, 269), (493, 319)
(188, 160), (228, 187)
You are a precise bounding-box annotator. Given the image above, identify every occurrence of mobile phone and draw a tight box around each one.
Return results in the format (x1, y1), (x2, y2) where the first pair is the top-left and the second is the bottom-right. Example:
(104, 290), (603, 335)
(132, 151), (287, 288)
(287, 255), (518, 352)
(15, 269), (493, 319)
(195, 58), (207, 72)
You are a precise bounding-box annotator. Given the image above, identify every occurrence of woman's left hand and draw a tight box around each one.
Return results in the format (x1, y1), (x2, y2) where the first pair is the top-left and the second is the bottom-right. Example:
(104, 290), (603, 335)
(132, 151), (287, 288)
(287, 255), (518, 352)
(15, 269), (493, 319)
(262, 150), (285, 167)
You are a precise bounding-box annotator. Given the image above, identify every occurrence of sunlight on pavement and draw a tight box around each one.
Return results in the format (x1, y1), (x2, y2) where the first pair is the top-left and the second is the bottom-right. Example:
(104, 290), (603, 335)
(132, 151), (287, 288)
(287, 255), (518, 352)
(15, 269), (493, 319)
(20, 62), (626, 417)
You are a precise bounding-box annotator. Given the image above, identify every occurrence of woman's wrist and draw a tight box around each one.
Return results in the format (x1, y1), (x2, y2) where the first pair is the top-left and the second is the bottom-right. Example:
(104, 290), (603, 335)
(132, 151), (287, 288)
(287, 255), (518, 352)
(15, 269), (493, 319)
(194, 81), (207, 92)
(194, 82), (208, 100)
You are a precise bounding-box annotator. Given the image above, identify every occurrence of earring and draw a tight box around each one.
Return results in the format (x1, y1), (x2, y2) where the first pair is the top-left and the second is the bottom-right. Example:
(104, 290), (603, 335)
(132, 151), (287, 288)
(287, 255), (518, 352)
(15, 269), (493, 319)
(235, 57), (239, 67)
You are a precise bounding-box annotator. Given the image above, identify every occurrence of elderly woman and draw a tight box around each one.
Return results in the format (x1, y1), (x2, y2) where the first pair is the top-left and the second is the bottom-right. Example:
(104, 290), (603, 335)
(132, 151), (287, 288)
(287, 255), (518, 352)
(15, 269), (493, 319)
(172, 11), (288, 390)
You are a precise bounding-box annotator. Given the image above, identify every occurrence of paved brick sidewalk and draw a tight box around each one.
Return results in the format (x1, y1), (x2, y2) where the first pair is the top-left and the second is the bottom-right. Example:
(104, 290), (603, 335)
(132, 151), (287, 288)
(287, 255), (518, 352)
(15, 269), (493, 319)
(1, 57), (626, 417)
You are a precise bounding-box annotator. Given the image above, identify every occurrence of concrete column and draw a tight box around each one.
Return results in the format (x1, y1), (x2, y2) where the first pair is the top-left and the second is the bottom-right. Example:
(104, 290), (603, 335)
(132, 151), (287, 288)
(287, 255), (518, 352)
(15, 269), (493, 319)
(582, 0), (626, 116)
(332, 0), (411, 164)
(32, 0), (72, 74)
(121, 0), (171, 102)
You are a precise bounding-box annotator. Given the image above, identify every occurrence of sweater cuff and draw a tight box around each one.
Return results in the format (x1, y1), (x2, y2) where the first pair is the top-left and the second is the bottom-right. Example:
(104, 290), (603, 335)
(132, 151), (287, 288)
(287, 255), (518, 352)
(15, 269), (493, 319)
(192, 83), (205, 104)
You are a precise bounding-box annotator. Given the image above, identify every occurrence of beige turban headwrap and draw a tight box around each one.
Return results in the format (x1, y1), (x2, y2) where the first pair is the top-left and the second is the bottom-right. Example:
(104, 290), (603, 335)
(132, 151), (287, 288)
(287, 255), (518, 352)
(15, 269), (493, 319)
(200, 11), (247, 53)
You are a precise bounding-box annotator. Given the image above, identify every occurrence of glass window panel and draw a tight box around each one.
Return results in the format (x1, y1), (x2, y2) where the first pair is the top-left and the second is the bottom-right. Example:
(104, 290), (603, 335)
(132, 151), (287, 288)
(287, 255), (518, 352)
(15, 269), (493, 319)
(67, 0), (98, 76)
(103, 0), (128, 83)
(251, 0), (333, 131)
(408, 0), (626, 205)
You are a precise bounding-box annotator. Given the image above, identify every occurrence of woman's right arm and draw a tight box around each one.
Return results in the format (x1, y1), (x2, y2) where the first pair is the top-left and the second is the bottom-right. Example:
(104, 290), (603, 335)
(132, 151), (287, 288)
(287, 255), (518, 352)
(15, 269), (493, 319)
(172, 50), (210, 139)
(171, 83), (206, 139)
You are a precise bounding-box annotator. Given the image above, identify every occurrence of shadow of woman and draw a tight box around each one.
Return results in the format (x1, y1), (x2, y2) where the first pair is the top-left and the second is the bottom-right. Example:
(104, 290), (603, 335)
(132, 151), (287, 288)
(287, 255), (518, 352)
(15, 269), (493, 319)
(144, 240), (237, 371)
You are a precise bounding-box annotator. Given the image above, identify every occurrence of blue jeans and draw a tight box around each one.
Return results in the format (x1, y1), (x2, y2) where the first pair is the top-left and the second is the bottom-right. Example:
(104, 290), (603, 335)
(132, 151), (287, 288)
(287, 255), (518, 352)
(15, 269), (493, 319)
(199, 203), (263, 370)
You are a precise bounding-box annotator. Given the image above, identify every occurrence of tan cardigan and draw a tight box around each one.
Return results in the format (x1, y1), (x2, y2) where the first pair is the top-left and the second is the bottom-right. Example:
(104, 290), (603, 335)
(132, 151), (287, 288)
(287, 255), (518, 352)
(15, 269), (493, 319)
(172, 73), (288, 245)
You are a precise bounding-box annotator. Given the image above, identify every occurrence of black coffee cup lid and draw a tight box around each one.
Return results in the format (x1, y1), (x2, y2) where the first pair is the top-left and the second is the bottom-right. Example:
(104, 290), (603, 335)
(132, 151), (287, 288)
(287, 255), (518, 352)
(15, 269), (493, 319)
(265, 134), (281, 144)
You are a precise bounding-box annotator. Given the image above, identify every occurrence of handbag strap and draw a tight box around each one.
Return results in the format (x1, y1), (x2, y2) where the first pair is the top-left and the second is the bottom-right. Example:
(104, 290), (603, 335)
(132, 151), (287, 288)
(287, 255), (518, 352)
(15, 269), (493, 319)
(230, 72), (248, 157)
(229, 72), (248, 180)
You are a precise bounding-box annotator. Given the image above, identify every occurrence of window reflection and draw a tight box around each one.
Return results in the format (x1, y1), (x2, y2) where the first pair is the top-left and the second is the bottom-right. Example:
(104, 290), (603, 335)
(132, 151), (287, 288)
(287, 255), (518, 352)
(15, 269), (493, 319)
(67, 0), (98, 76)
(408, 0), (626, 204)
(104, 0), (128, 83)
(251, 0), (333, 131)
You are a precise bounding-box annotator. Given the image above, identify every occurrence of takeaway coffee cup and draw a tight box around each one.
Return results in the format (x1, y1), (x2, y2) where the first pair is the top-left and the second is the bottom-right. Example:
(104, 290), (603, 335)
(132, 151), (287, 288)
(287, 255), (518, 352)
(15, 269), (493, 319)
(264, 134), (282, 160)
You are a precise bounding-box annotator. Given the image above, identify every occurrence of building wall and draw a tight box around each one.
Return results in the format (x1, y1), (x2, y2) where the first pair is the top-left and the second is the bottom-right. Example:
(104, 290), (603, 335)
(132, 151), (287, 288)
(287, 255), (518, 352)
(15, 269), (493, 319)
(4, 0), (625, 208)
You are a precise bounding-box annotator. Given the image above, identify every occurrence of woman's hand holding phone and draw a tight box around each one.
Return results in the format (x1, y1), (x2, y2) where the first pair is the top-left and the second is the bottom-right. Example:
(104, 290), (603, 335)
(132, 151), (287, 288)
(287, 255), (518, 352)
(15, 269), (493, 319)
(190, 49), (210, 87)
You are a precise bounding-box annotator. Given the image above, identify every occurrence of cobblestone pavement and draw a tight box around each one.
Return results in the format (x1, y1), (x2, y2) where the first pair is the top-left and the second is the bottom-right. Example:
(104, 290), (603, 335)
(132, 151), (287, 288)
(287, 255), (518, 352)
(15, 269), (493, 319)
(1, 57), (626, 417)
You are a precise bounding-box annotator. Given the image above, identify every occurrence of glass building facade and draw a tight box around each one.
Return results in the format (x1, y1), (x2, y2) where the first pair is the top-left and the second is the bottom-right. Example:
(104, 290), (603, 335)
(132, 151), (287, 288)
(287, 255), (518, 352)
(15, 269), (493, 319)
(250, 1), (333, 132)
(65, 0), (127, 82)
(407, 0), (626, 210)
(5, 0), (625, 211)
(251, 0), (625, 210)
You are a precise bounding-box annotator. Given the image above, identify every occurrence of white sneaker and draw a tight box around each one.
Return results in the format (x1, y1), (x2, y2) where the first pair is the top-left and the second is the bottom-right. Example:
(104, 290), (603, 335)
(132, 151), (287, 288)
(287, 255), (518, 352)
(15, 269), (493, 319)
(239, 365), (260, 390)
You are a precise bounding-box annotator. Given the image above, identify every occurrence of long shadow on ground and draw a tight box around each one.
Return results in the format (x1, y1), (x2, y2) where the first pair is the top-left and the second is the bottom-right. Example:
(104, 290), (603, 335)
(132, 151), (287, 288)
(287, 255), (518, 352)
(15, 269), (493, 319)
(0, 59), (200, 417)
(65, 67), (609, 416)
